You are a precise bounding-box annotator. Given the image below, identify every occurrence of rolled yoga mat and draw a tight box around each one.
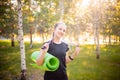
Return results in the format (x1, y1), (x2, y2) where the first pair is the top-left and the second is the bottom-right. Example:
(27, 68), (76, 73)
(31, 51), (60, 71)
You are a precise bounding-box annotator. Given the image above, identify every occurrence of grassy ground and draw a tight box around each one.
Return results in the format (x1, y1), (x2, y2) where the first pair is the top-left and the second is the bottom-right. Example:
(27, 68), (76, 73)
(0, 40), (120, 80)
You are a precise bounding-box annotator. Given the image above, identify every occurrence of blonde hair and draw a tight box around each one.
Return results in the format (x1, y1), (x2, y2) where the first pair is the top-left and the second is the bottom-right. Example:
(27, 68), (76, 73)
(54, 22), (67, 29)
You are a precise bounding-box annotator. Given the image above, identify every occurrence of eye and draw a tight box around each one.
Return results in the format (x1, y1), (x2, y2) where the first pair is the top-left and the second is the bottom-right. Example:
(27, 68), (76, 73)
(57, 27), (66, 32)
(63, 29), (66, 32)
(58, 28), (62, 30)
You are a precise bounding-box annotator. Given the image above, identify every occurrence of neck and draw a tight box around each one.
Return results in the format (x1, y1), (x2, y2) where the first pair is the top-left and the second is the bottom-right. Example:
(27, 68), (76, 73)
(53, 37), (62, 44)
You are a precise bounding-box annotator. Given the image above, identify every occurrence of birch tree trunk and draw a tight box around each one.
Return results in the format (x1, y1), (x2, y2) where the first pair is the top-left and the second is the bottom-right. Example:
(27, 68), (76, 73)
(59, 0), (64, 21)
(30, 27), (33, 48)
(108, 26), (111, 44)
(11, 26), (15, 47)
(95, 23), (100, 59)
(94, 0), (100, 59)
(17, 0), (26, 80)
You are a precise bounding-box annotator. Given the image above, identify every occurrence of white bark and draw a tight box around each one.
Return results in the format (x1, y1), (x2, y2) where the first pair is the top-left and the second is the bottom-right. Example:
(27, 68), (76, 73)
(17, 0), (26, 70)
(59, 0), (64, 21)
(94, 0), (100, 59)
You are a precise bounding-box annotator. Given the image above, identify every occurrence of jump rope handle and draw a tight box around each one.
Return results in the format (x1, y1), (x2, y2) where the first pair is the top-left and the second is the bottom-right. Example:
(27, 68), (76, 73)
(41, 46), (47, 49)
(41, 41), (51, 50)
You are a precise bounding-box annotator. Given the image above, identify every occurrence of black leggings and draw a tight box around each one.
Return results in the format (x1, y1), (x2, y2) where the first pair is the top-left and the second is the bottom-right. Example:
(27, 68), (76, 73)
(44, 71), (68, 80)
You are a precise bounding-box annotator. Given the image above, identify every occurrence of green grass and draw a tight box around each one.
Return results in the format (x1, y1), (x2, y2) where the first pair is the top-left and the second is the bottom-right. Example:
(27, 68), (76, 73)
(0, 40), (120, 80)
(67, 45), (120, 80)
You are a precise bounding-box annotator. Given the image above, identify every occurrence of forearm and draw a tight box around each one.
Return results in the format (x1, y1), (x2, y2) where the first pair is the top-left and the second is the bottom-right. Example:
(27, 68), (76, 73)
(70, 50), (79, 59)
(66, 52), (78, 63)
(66, 46), (80, 63)
(36, 50), (46, 66)
(36, 43), (49, 66)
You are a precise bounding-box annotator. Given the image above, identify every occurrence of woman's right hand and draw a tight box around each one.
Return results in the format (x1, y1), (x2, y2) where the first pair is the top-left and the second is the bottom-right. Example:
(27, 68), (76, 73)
(41, 42), (49, 53)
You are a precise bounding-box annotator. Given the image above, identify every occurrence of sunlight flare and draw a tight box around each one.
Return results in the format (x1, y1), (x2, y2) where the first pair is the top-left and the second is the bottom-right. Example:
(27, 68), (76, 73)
(81, 0), (90, 8)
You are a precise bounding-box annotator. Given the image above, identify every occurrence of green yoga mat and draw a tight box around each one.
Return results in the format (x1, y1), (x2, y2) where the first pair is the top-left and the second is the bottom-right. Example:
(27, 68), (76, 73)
(31, 51), (60, 71)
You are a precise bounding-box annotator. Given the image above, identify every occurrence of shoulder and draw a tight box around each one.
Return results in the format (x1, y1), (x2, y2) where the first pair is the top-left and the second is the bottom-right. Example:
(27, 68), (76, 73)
(62, 41), (68, 45)
(43, 40), (52, 44)
(62, 42), (69, 52)
(62, 41), (69, 48)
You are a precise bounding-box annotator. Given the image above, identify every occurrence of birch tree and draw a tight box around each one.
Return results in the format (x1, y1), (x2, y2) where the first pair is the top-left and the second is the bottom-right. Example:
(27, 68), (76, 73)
(93, 0), (100, 59)
(17, 0), (26, 80)
(59, 0), (64, 21)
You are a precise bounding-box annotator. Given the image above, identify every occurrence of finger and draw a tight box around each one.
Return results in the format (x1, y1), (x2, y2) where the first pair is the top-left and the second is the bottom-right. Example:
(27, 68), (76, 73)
(44, 43), (49, 47)
(41, 46), (47, 49)
(42, 43), (49, 49)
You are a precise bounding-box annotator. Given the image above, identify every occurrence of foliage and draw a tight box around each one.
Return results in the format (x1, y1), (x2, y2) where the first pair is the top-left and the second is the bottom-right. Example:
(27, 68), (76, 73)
(111, 1), (120, 36)
(0, 0), (17, 38)
(101, 1), (120, 39)
(0, 0), (120, 44)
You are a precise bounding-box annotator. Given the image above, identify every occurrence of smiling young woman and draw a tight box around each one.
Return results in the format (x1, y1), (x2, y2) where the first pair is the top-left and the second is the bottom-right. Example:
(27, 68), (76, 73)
(36, 22), (80, 80)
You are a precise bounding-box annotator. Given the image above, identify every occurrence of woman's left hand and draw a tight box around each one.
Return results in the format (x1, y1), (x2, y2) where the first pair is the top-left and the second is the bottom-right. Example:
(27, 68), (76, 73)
(75, 45), (80, 55)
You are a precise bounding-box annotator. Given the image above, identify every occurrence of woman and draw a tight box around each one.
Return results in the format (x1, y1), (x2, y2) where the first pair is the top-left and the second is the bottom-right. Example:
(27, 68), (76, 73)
(36, 22), (80, 80)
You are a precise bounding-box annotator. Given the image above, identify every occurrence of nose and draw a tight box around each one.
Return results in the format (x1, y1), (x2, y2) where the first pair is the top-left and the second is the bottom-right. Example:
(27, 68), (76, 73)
(60, 30), (65, 36)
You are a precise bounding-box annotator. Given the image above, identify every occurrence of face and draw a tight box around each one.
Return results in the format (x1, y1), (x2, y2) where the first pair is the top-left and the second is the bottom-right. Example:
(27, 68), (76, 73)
(54, 24), (66, 39)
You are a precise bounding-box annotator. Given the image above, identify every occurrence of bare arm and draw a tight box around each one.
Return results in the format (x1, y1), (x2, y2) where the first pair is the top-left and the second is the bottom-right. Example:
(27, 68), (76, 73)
(66, 46), (80, 63)
(36, 43), (49, 66)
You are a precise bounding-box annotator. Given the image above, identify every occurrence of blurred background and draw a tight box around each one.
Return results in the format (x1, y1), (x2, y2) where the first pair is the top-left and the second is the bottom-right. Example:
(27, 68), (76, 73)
(0, 0), (120, 45)
(0, 0), (120, 80)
